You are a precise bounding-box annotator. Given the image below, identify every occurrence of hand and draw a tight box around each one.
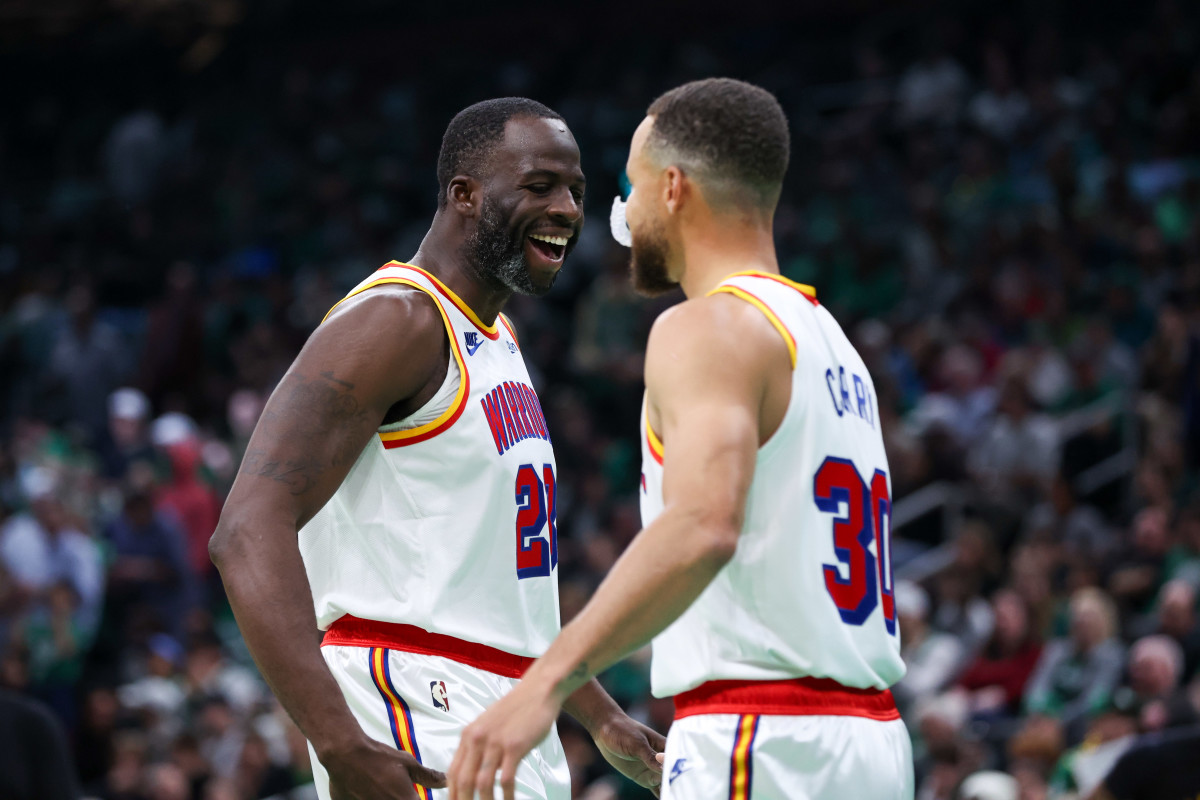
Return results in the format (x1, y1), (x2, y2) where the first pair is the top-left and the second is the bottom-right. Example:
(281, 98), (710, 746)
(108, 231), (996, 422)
(447, 681), (560, 800)
(592, 715), (667, 796)
(322, 736), (446, 800)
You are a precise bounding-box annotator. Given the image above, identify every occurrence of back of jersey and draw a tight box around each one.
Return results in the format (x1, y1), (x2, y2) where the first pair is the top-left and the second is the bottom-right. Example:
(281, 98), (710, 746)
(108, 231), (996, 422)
(643, 272), (906, 698)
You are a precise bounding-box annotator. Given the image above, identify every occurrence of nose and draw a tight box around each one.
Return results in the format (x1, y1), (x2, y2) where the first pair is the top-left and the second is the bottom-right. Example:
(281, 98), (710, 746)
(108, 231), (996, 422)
(547, 186), (583, 225)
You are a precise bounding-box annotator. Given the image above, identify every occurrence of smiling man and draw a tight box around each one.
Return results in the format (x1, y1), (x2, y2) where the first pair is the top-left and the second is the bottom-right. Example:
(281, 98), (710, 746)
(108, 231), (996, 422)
(209, 99), (664, 800)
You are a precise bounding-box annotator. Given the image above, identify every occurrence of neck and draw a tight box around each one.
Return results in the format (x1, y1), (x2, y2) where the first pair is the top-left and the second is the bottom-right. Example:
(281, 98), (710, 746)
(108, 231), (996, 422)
(676, 213), (779, 299)
(409, 211), (512, 324)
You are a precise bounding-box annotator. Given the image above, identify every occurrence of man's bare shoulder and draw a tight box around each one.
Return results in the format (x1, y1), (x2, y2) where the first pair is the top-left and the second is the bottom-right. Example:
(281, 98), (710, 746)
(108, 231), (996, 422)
(298, 283), (449, 404)
(645, 292), (788, 381)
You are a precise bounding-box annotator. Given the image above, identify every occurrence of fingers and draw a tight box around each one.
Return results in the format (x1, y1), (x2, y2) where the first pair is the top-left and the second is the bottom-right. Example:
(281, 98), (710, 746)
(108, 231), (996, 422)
(472, 745), (502, 800)
(408, 762), (448, 789)
(449, 726), (485, 800)
(500, 755), (518, 800)
(393, 749), (447, 789)
(656, 752), (666, 764)
(639, 736), (664, 772)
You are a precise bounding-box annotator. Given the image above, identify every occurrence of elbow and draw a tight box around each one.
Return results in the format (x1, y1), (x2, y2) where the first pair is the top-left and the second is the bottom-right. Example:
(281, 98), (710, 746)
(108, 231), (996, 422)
(208, 512), (247, 572)
(694, 519), (741, 570)
(208, 524), (231, 571)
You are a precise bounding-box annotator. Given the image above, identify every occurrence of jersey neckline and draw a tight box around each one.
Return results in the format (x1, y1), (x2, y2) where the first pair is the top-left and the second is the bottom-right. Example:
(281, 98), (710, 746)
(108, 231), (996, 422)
(381, 261), (501, 340)
(719, 270), (818, 303)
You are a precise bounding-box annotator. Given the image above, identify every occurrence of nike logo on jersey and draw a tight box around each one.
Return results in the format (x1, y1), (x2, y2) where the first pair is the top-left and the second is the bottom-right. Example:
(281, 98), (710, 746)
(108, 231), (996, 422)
(464, 332), (483, 356)
(669, 758), (691, 785)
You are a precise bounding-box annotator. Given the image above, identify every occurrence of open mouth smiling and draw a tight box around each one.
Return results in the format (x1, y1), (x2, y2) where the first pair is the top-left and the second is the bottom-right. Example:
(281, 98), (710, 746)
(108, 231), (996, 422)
(528, 232), (569, 263)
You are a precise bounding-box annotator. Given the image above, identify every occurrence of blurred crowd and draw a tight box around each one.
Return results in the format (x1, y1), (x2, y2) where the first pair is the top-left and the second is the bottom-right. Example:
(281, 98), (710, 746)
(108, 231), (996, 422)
(3, 1), (1200, 799)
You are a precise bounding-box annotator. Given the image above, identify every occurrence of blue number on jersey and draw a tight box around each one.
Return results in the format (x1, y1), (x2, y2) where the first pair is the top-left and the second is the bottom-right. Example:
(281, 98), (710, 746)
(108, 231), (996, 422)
(814, 457), (896, 634)
(514, 463), (558, 579)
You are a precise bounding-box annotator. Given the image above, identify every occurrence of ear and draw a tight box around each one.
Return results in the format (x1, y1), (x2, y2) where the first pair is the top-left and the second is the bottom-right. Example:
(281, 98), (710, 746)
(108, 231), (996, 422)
(447, 176), (480, 217)
(662, 166), (686, 215)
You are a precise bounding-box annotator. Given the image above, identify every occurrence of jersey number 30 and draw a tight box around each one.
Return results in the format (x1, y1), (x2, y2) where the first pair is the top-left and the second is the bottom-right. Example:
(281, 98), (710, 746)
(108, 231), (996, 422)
(813, 457), (896, 634)
(515, 463), (558, 579)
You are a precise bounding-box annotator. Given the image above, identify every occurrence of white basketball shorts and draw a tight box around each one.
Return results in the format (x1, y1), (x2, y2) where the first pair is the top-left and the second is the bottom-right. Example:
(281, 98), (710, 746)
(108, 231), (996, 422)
(310, 636), (570, 800)
(661, 677), (914, 800)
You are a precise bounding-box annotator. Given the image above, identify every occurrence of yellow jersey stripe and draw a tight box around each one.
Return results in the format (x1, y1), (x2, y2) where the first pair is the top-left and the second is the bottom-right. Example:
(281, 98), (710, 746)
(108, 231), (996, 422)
(708, 285), (797, 369)
(722, 269), (817, 302)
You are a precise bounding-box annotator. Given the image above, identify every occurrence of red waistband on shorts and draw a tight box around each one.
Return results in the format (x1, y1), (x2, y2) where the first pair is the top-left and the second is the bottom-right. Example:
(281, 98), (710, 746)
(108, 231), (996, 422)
(321, 615), (535, 679)
(673, 676), (900, 721)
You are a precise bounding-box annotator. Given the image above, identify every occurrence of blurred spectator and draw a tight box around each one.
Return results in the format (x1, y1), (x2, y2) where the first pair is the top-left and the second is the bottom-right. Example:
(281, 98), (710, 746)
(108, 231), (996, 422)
(967, 378), (1059, 508)
(117, 635), (187, 740)
(1105, 507), (1171, 623)
(154, 432), (220, 583)
(102, 388), (154, 482)
(104, 472), (193, 640)
(895, 580), (966, 713)
(957, 589), (1044, 716)
(1024, 474), (1116, 562)
(1151, 580), (1200, 679)
(967, 45), (1031, 142)
(44, 286), (131, 446)
(895, 35), (969, 127)
(1113, 635), (1197, 733)
(0, 470), (104, 640)
(1025, 588), (1126, 742)
(183, 631), (263, 716)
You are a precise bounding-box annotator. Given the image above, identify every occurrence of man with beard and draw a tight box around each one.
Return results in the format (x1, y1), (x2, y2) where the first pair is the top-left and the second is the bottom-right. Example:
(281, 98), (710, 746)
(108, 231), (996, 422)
(450, 80), (913, 800)
(209, 99), (665, 800)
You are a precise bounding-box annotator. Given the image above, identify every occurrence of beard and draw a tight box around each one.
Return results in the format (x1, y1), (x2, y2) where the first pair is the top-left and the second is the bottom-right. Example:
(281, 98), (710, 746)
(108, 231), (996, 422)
(629, 217), (677, 296)
(465, 196), (555, 297)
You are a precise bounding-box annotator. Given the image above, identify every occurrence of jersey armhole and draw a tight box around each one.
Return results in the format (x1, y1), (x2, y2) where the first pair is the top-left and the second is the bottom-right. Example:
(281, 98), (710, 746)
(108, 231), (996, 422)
(323, 277), (471, 448)
(706, 285), (798, 370)
(498, 312), (520, 349)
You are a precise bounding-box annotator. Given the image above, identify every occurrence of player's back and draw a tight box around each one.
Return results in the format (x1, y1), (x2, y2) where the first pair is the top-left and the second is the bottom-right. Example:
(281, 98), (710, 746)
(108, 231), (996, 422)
(642, 271), (905, 699)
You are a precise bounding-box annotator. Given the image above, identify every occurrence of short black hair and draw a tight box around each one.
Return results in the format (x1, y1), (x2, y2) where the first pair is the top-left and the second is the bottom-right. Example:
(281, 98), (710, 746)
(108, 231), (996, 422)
(436, 97), (565, 208)
(646, 78), (790, 210)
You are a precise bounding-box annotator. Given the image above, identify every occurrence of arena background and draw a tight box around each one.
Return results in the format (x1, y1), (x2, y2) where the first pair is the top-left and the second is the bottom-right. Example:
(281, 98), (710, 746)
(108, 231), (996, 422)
(2, 0), (1200, 797)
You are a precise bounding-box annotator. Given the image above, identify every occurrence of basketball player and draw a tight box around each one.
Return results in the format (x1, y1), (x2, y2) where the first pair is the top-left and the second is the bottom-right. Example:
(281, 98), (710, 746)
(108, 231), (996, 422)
(209, 99), (665, 800)
(448, 79), (913, 800)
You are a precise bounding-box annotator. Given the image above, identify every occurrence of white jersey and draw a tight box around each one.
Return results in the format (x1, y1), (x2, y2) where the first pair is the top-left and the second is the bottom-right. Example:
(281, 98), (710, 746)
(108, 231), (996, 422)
(642, 271), (906, 698)
(299, 262), (560, 657)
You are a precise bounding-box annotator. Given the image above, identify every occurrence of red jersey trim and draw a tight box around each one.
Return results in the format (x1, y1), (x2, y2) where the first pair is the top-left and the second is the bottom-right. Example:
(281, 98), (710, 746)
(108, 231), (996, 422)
(382, 262), (501, 340)
(673, 676), (900, 721)
(322, 615), (534, 679)
(723, 270), (820, 306)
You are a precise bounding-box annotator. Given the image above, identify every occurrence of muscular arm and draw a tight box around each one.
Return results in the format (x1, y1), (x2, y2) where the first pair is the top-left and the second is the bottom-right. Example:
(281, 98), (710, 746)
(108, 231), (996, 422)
(209, 287), (447, 766)
(448, 295), (789, 798)
(527, 295), (783, 698)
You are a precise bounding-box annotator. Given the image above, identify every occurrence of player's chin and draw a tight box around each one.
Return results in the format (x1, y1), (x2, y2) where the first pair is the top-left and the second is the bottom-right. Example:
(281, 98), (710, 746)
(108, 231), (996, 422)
(522, 240), (564, 294)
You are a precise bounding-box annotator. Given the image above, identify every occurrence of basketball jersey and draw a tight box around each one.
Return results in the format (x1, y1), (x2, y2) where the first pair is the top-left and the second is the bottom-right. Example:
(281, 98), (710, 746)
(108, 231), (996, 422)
(299, 262), (561, 657)
(642, 271), (906, 698)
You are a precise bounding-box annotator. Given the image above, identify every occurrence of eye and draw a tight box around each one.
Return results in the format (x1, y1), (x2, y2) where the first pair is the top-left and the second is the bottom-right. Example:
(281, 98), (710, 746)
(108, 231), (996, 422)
(571, 187), (585, 202)
(526, 184), (552, 194)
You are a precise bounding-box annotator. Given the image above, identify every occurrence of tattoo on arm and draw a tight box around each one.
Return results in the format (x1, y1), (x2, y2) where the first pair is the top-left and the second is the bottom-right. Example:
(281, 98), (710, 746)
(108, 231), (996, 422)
(241, 371), (375, 496)
(568, 662), (589, 683)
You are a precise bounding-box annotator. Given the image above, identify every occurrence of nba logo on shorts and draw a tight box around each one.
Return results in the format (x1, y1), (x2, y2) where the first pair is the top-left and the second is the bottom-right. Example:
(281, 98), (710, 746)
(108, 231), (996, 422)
(430, 680), (449, 711)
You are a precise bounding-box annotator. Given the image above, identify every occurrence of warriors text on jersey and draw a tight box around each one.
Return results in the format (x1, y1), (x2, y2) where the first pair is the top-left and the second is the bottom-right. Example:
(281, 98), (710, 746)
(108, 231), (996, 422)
(641, 271), (906, 699)
(299, 262), (561, 659)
